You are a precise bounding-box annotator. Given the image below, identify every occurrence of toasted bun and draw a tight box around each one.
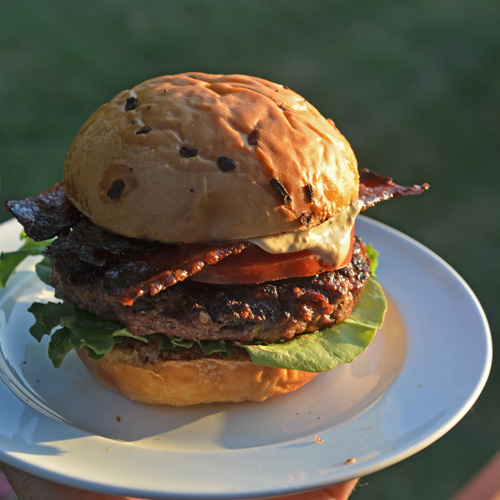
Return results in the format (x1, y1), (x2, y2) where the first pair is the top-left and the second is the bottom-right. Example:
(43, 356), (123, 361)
(63, 72), (358, 243)
(76, 348), (317, 406)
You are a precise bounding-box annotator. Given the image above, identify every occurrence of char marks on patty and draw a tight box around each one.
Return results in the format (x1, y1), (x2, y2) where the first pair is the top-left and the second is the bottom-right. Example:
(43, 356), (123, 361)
(49, 234), (371, 343)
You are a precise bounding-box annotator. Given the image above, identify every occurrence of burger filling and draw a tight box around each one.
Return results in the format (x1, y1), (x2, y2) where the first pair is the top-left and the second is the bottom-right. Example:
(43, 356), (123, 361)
(48, 236), (370, 343)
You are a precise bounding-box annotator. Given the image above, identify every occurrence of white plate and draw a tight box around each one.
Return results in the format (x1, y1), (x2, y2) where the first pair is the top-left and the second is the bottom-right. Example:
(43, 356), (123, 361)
(0, 216), (492, 499)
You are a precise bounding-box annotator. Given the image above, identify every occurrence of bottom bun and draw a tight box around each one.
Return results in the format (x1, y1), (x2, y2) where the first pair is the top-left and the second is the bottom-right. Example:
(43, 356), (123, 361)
(76, 348), (318, 406)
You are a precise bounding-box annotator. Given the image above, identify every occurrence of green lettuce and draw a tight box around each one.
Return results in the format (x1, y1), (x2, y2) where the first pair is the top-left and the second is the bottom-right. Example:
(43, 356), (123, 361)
(243, 278), (385, 372)
(366, 243), (379, 277)
(28, 301), (148, 367)
(157, 335), (232, 358)
(28, 301), (234, 368)
(0, 233), (52, 286)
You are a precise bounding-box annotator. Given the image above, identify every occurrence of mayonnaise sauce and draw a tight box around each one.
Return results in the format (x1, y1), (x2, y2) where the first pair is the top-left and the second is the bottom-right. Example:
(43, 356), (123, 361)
(249, 199), (363, 268)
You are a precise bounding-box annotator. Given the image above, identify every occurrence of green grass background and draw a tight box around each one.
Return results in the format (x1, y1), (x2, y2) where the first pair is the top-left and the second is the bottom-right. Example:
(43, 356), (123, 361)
(1, 1), (498, 498)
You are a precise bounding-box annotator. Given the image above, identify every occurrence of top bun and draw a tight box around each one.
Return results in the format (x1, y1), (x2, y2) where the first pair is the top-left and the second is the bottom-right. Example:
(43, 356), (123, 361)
(63, 72), (358, 243)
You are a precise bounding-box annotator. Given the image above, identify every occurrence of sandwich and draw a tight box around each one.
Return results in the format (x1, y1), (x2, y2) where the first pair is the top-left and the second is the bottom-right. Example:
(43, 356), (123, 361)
(3, 72), (428, 405)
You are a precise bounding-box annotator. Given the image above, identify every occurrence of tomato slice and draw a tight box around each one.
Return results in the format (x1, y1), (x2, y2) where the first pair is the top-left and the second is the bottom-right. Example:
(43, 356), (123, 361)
(191, 227), (355, 285)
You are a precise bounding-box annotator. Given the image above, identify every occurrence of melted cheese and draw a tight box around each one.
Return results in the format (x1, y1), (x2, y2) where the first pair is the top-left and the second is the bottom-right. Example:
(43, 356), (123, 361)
(249, 199), (363, 268)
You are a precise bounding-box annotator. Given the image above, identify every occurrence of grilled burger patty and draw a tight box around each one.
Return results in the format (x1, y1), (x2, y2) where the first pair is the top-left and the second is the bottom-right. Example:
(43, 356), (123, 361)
(49, 236), (371, 343)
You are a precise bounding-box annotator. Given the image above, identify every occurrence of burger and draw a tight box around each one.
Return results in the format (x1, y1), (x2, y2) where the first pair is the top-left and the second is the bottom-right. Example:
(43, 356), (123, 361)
(3, 72), (428, 406)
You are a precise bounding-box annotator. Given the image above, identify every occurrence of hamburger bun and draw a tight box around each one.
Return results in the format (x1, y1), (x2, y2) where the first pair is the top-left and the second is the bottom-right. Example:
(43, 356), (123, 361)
(63, 72), (359, 243)
(76, 348), (318, 406)
(6, 72), (396, 408)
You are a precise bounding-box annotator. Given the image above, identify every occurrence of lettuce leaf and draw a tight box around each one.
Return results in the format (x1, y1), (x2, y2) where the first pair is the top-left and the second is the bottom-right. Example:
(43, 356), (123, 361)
(366, 243), (379, 277)
(158, 335), (232, 357)
(0, 233), (52, 287)
(35, 256), (53, 286)
(243, 278), (386, 372)
(28, 301), (234, 367)
(28, 301), (148, 368)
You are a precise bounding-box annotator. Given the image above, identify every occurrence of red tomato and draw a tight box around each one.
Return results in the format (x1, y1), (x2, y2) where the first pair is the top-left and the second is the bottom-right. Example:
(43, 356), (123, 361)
(191, 227), (355, 285)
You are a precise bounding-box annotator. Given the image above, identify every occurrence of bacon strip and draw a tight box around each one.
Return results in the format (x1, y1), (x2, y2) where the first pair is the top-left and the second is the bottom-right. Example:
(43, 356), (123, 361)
(46, 218), (166, 267)
(6, 171), (428, 306)
(6, 172), (428, 243)
(4, 183), (82, 241)
(359, 169), (429, 210)
(44, 218), (250, 306)
(120, 242), (249, 306)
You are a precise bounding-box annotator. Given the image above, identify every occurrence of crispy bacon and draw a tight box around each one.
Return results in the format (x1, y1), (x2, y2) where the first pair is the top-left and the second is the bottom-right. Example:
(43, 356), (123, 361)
(119, 241), (249, 306)
(5, 171), (428, 306)
(359, 169), (429, 210)
(45, 219), (249, 306)
(4, 183), (82, 241)
(6, 172), (428, 243)
(46, 218), (166, 267)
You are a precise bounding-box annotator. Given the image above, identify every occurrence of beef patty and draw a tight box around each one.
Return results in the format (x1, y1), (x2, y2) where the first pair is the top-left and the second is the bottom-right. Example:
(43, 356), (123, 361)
(49, 237), (371, 343)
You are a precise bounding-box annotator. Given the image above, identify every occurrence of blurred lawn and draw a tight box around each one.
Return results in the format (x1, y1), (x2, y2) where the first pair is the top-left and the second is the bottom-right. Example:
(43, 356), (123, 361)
(1, 1), (499, 499)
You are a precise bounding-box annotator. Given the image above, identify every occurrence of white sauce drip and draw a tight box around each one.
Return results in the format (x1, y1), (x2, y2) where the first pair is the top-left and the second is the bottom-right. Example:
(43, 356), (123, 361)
(249, 199), (363, 268)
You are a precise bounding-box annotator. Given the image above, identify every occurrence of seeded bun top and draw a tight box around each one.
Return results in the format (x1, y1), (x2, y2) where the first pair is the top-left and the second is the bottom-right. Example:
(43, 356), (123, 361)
(63, 72), (359, 243)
